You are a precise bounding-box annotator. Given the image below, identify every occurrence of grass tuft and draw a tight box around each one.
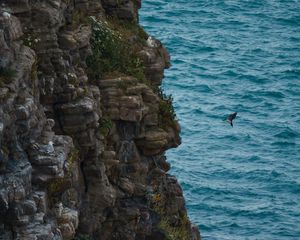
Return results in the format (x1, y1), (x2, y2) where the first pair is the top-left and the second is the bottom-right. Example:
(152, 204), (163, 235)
(151, 192), (191, 240)
(155, 87), (177, 130)
(86, 17), (147, 84)
(98, 118), (113, 136)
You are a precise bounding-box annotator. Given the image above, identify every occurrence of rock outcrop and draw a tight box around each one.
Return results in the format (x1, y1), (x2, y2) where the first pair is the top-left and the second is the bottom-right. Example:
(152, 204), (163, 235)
(0, 0), (200, 239)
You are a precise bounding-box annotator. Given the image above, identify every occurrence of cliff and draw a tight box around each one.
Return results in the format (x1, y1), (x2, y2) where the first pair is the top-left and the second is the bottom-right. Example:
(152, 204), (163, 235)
(0, 1), (200, 239)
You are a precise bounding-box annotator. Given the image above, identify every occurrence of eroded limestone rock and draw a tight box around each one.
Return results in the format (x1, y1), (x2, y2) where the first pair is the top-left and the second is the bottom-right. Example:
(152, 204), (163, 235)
(0, 0), (200, 239)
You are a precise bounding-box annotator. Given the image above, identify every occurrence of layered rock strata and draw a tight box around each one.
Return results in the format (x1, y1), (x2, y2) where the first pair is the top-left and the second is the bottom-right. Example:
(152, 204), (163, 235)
(0, 0), (200, 239)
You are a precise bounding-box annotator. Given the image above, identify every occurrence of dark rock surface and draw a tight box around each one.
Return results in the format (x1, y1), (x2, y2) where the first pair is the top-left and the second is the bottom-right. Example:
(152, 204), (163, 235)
(0, 0), (201, 239)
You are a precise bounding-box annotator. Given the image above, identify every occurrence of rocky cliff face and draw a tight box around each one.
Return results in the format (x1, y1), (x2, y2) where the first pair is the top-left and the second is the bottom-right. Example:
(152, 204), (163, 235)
(0, 1), (200, 239)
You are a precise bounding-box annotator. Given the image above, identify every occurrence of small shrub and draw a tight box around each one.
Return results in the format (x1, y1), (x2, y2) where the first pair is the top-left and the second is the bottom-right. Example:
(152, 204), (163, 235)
(67, 72), (78, 85)
(86, 17), (146, 83)
(106, 16), (149, 45)
(159, 218), (190, 240)
(67, 147), (79, 168)
(156, 87), (177, 130)
(22, 33), (41, 49)
(47, 178), (65, 195)
(150, 192), (190, 240)
(152, 193), (162, 204)
(98, 118), (113, 136)
(116, 79), (129, 90)
(0, 67), (16, 85)
(31, 61), (38, 81)
(47, 177), (67, 207)
(47, 148), (78, 207)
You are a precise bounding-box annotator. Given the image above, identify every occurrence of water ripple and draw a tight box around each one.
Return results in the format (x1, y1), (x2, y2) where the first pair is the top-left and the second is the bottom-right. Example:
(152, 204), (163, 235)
(141, 0), (300, 239)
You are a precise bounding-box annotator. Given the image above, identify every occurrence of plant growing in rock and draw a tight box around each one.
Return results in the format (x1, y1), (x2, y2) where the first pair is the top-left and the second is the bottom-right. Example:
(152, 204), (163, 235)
(98, 118), (113, 136)
(22, 33), (41, 49)
(67, 147), (79, 168)
(30, 60), (38, 80)
(159, 216), (190, 240)
(47, 148), (77, 207)
(106, 16), (149, 45)
(156, 87), (177, 130)
(47, 177), (67, 207)
(86, 17), (146, 83)
(67, 72), (78, 85)
(150, 191), (190, 240)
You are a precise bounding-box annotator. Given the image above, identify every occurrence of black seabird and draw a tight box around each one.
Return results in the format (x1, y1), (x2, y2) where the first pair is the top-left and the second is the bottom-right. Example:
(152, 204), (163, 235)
(227, 112), (237, 127)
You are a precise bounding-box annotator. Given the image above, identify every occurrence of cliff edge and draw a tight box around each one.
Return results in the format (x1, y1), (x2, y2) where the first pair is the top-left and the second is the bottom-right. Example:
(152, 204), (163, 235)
(0, 1), (200, 239)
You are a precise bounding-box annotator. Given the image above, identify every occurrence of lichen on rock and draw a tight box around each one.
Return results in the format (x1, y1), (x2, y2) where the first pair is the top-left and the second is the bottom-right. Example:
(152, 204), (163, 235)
(0, 0), (200, 239)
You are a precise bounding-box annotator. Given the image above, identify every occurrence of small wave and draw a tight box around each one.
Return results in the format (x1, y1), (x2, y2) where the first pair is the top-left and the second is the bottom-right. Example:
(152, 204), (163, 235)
(275, 16), (300, 26)
(243, 169), (286, 182)
(283, 69), (300, 75)
(271, 141), (296, 147)
(221, 69), (239, 77)
(231, 208), (280, 219)
(194, 84), (213, 93)
(259, 91), (286, 99)
(268, 182), (300, 195)
(196, 46), (215, 52)
(239, 74), (268, 84)
(195, 186), (234, 196)
(247, 156), (261, 162)
(219, 135), (240, 141)
(274, 127), (298, 139)
(250, 48), (264, 53)
(241, 93), (264, 102)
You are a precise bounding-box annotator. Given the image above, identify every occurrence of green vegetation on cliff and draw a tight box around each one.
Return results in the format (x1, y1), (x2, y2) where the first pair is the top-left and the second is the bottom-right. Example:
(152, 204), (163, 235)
(86, 17), (146, 83)
(151, 193), (191, 240)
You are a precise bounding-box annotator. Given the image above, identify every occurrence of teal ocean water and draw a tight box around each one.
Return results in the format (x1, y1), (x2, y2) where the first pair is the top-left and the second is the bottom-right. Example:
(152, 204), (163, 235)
(140, 1), (300, 239)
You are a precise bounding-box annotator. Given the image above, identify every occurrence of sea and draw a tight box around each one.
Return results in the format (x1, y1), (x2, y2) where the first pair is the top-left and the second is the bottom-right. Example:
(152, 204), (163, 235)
(140, 1), (300, 239)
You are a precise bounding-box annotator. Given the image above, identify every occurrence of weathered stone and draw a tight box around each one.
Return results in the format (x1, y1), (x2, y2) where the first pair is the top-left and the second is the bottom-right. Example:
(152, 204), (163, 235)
(102, 150), (116, 159)
(143, 113), (158, 126)
(97, 78), (122, 88)
(29, 135), (74, 184)
(57, 207), (78, 240)
(120, 107), (143, 122)
(120, 96), (141, 109)
(0, 0), (200, 239)
(0, 191), (9, 215)
(21, 200), (37, 216)
(126, 84), (148, 95)
(57, 97), (95, 114)
(59, 33), (77, 50)
(119, 177), (135, 195)
(32, 191), (47, 213)
(74, 26), (91, 49)
(104, 159), (119, 167)
(115, 1), (137, 21)
(136, 129), (168, 154)
(0, 88), (9, 100)
(0, 13), (23, 41)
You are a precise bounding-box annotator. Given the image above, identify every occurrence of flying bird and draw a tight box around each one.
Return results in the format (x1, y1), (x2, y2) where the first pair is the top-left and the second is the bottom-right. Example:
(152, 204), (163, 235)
(227, 112), (237, 127)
